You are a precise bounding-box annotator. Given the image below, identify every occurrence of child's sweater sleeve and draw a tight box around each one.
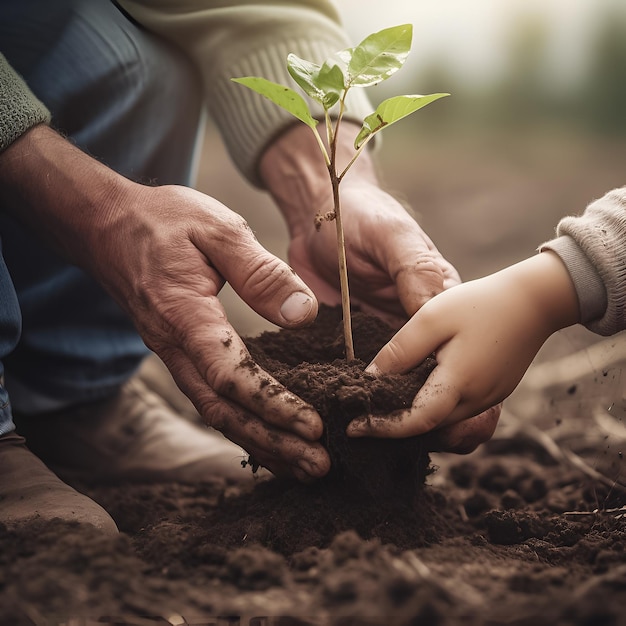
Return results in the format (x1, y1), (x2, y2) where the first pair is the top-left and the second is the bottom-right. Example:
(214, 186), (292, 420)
(540, 187), (626, 336)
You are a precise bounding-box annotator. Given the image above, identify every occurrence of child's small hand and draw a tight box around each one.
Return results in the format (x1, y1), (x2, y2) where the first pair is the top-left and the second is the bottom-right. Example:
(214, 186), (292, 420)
(347, 251), (579, 442)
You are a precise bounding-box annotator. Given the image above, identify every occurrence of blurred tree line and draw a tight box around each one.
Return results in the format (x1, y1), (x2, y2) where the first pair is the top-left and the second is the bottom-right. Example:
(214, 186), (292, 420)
(405, 6), (626, 136)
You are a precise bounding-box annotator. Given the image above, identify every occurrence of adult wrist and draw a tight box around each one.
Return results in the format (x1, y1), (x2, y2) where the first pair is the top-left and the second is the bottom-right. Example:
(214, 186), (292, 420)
(0, 124), (138, 272)
(259, 122), (378, 236)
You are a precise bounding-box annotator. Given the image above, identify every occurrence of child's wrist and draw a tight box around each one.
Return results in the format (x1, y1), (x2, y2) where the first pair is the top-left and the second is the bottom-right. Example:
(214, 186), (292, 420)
(524, 251), (580, 332)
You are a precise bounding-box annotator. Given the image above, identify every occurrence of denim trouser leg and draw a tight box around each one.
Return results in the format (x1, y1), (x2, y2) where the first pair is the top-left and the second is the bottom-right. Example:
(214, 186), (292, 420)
(0, 0), (204, 415)
(0, 243), (21, 435)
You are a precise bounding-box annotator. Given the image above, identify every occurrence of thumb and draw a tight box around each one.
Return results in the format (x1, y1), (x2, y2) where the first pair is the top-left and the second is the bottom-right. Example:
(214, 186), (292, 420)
(216, 239), (318, 328)
(366, 311), (442, 375)
(396, 255), (466, 317)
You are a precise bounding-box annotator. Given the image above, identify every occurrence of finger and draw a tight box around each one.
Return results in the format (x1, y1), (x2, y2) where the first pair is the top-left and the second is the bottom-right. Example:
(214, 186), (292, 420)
(153, 295), (324, 441)
(366, 312), (443, 375)
(422, 404), (501, 454)
(347, 365), (462, 438)
(159, 346), (331, 480)
(205, 393), (331, 481)
(372, 219), (460, 316)
(394, 249), (461, 316)
(198, 215), (318, 328)
(196, 325), (323, 440)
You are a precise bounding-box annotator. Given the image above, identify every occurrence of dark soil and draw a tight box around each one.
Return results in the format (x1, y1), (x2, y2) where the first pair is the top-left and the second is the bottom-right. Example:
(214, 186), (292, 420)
(2, 306), (626, 626)
(247, 305), (437, 517)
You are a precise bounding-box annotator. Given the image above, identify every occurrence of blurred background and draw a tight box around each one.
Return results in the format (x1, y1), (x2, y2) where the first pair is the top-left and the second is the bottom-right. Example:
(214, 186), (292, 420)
(197, 0), (626, 338)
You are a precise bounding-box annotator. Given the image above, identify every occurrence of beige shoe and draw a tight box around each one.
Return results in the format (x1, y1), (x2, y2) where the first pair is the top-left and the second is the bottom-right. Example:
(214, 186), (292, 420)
(137, 352), (201, 424)
(13, 375), (256, 485)
(0, 432), (118, 535)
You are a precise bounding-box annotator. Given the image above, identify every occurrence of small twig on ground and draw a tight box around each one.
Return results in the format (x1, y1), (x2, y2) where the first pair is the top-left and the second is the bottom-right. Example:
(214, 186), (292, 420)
(563, 505), (626, 520)
(496, 411), (626, 491)
(559, 446), (625, 491)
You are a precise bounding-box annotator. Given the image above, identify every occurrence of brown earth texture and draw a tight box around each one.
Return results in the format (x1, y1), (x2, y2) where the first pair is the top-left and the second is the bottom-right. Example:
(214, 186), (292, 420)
(2, 302), (625, 626)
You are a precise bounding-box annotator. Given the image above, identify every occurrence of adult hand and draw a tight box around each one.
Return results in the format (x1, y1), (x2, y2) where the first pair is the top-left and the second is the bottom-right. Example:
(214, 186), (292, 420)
(260, 123), (460, 330)
(0, 125), (331, 482)
(261, 122), (497, 452)
(347, 252), (580, 443)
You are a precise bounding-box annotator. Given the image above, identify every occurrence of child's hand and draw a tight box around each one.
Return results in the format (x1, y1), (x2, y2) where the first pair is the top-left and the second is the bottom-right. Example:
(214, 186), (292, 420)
(348, 252), (580, 440)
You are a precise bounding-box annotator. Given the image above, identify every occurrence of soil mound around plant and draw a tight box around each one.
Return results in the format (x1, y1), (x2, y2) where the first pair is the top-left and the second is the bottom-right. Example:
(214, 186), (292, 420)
(248, 305), (436, 507)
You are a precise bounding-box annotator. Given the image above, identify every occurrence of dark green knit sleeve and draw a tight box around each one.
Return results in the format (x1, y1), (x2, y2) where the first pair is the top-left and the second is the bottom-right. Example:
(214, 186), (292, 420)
(0, 53), (50, 152)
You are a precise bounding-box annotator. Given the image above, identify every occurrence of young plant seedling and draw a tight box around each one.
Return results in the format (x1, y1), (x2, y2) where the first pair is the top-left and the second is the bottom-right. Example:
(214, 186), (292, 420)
(233, 24), (448, 361)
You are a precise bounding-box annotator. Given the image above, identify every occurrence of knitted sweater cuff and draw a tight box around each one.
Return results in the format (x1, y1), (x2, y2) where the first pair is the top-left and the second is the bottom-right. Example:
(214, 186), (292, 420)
(0, 54), (50, 153)
(539, 235), (607, 328)
(209, 28), (374, 187)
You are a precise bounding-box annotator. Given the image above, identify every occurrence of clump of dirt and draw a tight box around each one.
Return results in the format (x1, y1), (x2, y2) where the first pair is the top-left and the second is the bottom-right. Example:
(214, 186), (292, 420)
(248, 305), (436, 502)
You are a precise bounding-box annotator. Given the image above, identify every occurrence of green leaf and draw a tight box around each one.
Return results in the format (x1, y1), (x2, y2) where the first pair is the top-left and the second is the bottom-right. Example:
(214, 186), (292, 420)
(347, 24), (413, 87)
(336, 47), (353, 66)
(231, 76), (318, 129)
(354, 93), (449, 148)
(317, 60), (345, 106)
(287, 55), (323, 101)
(287, 54), (343, 109)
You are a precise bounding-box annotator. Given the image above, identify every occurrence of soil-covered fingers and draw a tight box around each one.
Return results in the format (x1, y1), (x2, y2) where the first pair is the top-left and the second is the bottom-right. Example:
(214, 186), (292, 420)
(165, 305), (324, 442)
(351, 352), (503, 441)
(347, 364), (463, 438)
(159, 347), (331, 481)
(206, 396), (331, 482)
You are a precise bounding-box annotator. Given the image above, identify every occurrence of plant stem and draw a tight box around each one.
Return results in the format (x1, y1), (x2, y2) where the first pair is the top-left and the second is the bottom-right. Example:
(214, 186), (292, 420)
(324, 110), (334, 151)
(326, 96), (354, 361)
(312, 126), (331, 167)
(329, 167), (354, 361)
(339, 133), (375, 181)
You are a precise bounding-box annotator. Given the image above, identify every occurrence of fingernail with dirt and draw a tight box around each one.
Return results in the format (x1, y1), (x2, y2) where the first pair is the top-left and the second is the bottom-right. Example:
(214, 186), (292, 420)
(293, 407), (323, 440)
(297, 458), (322, 479)
(346, 418), (367, 437)
(365, 362), (382, 376)
(280, 291), (314, 324)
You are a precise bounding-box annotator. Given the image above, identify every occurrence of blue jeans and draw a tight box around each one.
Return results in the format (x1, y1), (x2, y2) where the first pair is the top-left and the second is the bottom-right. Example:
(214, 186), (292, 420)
(0, 0), (204, 434)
